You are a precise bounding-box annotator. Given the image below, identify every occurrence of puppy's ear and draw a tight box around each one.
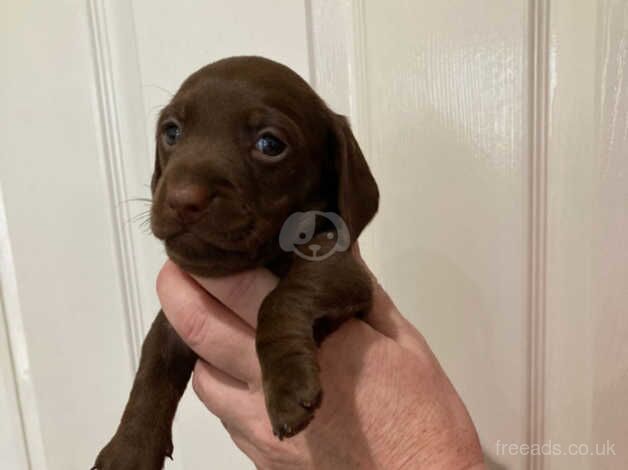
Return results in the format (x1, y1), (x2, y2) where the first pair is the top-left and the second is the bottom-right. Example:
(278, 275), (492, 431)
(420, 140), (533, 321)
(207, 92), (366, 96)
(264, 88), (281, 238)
(151, 148), (162, 195)
(329, 113), (379, 241)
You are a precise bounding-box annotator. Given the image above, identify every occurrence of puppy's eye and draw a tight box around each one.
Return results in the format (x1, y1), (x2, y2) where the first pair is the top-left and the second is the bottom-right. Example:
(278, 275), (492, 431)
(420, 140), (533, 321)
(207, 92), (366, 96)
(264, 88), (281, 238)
(254, 133), (286, 157)
(163, 123), (182, 146)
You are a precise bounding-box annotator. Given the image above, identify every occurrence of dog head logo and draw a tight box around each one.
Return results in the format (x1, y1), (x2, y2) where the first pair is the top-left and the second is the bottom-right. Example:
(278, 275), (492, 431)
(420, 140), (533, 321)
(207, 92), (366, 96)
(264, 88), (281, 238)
(279, 211), (350, 261)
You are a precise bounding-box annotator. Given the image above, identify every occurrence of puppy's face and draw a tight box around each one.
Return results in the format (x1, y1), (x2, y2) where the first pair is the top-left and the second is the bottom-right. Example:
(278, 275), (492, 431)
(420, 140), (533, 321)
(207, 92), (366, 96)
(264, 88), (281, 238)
(150, 57), (378, 276)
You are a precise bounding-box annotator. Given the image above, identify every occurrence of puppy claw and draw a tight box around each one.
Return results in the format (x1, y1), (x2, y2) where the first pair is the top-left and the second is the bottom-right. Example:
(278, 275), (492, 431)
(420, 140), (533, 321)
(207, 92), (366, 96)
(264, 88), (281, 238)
(300, 392), (322, 409)
(270, 396), (321, 440)
(262, 357), (322, 440)
(272, 423), (292, 440)
(278, 424), (291, 440)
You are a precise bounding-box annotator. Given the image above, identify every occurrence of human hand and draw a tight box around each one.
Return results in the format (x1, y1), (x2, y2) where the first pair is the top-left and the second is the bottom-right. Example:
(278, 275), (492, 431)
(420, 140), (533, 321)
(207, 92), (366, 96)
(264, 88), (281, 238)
(157, 260), (484, 469)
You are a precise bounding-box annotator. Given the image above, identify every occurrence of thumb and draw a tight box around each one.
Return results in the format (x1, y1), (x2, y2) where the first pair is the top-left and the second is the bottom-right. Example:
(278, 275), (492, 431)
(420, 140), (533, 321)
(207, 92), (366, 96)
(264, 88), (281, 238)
(352, 244), (431, 356)
(367, 281), (431, 356)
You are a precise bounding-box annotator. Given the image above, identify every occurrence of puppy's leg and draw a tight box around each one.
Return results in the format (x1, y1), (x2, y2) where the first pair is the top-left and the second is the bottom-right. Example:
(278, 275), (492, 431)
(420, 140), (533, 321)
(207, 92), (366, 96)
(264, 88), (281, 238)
(257, 240), (372, 439)
(93, 311), (196, 470)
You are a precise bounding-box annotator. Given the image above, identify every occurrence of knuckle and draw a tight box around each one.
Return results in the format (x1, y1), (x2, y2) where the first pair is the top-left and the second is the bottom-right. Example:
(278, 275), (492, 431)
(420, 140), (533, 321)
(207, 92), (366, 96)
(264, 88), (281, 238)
(177, 301), (209, 348)
(191, 370), (203, 396)
(191, 366), (206, 398)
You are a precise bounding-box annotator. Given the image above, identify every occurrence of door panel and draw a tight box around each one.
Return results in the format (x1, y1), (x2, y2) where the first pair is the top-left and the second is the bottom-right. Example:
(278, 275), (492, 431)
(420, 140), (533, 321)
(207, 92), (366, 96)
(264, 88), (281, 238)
(545, 1), (628, 469)
(353, 2), (529, 468)
(0, 292), (29, 470)
(1, 1), (135, 469)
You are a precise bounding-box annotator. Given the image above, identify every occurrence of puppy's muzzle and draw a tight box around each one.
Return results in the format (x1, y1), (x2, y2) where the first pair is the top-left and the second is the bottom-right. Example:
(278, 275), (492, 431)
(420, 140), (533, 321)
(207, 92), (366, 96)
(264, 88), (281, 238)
(166, 181), (212, 225)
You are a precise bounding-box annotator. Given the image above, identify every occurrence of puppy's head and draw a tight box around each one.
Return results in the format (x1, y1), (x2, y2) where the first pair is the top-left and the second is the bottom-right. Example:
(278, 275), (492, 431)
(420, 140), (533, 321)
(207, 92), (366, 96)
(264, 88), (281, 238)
(150, 56), (378, 275)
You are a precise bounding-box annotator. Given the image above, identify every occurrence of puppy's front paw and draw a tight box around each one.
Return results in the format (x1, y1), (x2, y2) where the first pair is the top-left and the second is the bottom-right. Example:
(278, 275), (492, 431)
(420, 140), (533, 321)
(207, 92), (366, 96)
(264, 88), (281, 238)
(92, 431), (172, 470)
(263, 358), (322, 440)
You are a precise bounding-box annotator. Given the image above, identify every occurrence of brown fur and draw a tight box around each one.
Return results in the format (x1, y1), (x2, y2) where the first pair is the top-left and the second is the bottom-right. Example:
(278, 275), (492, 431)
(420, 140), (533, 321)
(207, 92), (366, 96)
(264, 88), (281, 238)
(93, 56), (378, 469)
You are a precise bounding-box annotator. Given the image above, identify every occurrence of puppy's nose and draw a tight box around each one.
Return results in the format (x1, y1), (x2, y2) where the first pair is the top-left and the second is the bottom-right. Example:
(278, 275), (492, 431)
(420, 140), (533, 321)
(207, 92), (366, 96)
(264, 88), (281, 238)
(166, 183), (210, 224)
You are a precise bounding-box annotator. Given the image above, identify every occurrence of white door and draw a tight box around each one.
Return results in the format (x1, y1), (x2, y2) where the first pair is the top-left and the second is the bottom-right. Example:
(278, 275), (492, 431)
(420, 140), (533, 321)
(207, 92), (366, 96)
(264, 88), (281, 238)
(1, 1), (626, 469)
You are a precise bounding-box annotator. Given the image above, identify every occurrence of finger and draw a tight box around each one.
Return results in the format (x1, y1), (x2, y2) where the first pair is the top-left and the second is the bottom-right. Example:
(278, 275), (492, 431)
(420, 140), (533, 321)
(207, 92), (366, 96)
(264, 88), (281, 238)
(192, 360), (265, 426)
(157, 261), (261, 383)
(191, 269), (278, 328)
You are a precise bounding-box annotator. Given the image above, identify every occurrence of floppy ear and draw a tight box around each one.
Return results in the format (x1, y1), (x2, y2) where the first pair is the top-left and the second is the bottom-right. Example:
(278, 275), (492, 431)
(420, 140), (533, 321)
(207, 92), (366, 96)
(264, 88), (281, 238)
(150, 148), (162, 195)
(330, 113), (379, 241)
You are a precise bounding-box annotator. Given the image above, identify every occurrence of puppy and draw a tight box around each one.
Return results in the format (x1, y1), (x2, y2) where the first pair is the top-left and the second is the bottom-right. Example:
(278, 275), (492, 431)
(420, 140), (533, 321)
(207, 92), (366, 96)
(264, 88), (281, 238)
(93, 56), (378, 469)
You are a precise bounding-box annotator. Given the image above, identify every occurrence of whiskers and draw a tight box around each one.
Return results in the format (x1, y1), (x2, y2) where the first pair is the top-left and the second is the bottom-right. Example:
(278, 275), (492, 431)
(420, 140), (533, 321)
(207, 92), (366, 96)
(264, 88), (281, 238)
(129, 210), (152, 233)
(144, 84), (174, 99)
(119, 197), (153, 234)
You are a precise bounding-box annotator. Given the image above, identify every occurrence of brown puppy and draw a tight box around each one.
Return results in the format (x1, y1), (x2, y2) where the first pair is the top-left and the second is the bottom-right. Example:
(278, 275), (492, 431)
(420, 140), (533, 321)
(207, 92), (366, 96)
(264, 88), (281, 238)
(93, 56), (378, 469)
